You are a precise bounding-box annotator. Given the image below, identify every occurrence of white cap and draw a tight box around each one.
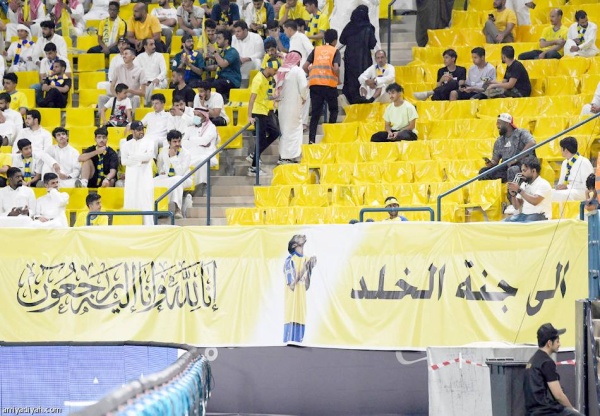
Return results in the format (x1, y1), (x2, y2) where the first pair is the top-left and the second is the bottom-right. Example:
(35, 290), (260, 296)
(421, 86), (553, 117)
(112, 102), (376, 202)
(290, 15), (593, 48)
(16, 24), (30, 34)
(497, 113), (516, 128)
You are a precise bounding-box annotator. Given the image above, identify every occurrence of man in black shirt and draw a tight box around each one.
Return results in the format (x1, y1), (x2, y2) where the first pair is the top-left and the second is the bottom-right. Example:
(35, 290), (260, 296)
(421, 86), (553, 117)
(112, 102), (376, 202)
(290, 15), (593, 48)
(486, 45), (531, 98)
(39, 60), (71, 108)
(77, 128), (119, 188)
(414, 49), (467, 101)
(524, 323), (581, 415)
(170, 68), (196, 107)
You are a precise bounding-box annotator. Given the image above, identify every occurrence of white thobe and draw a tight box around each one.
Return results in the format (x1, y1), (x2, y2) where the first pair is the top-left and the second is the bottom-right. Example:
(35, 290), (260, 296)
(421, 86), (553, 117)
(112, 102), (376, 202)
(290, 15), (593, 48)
(6, 5), (46, 39)
(33, 188), (69, 227)
(6, 40), (38, 73)
(13, 127), (53, 154)
(289, 32), (314, 68)
(84, 0), (131, 22)
(193, 92), (230, 124)
(142, 111), (173, 156)
(552, 155), (595, 202)
(582, 81), (600, 115)
(0, 185), (36, 217)
(232, 32), (265, 80)
(32, 33), (68, 62)
(154, 146), (192, 209)
(0, 108), (23, 145)
(11, 153), (43, 179)
(564, 22), (599, 57)
(182, 123), (219, 185)
(134, 52), (168, 101)
(278, 66), (308, 160)
(167, 110), (194, 133)
(358, 63), (395, 101)
(40, 144), (81, 188)
(121, 136), (155, 225)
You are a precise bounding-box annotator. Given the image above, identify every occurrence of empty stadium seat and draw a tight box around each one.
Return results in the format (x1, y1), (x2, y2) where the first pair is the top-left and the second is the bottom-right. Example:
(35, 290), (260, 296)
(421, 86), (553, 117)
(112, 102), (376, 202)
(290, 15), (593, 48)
(216, 125), (243, 149)
(254, 185), (292, 207)
(75, 35), (98, 52)
(321, 122), (359, 144)
(226, 207), (264, 225)
(331, 185), (362, 206)
(412, 160), (445, 183)
(399, 141), (431, 161)
(271, 164), (311, 185)
(352, 163), (382, 184)
(543, 76), (580, 96)
(65, 108), (95, 128)
(79, 89), (103, 108)
(77, 53), (106, 72)
(97, 188), (124, 210)
(381, 161), (414, 183)
(290, 184), (330, 207)
(301, 143), (337, 166)
(38, 108), (61, 128)
(366, 142), (401, 162)
(319, 163), (354, 184)
(336, 142), (368, 163)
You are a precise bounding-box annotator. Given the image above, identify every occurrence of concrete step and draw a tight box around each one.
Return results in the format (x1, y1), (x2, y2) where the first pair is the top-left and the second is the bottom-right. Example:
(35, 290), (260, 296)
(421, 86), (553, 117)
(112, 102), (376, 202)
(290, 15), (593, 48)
(210, 175), (260, 186)
(187, 206), (237, 217)
(177, 217), (228, 226)
(193, 195), (255, 205)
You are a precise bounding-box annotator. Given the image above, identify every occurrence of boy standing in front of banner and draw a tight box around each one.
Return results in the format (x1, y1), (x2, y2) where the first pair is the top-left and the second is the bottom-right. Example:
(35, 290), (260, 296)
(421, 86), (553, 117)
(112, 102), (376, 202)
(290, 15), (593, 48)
(284, 234), (317, 343)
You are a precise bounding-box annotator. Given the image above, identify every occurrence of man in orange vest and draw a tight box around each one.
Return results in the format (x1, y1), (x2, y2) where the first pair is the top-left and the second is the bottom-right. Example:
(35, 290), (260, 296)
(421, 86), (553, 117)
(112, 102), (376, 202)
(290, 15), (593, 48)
(302, 28), (341, 144)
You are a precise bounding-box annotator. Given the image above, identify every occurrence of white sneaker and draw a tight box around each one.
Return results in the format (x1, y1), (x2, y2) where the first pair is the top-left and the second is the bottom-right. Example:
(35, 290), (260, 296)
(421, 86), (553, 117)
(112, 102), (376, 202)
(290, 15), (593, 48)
(504, 204), (516, 215)
(413, 91), (430, 101)
(247, 167), (270, 177)
(182, 194), (193, 218)
(338, 94), (350, 108)
(245, 153), (262, 166)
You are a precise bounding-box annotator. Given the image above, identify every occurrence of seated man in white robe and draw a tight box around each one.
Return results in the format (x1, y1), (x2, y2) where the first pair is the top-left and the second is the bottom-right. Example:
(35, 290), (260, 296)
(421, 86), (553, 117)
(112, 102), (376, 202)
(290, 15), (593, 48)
(154, 130), (193, 219)
(168, 94), (194, 132)
(12, 138), (43, 187)
(33, 172), (69, 227)
(357, 50), (395, 103)
(564, 10), (599, 57)
(141, 92), (173, 157)
(552, 136), (595, 202)
(40, 127), (81, 188)
(0, 167), (35, 226)
(231, 20), (265, 81)
(6, 25), (37, 73)
(0, 92), (24, 146)
(121, 120), (155, 225)
(182, 107), (219, 194)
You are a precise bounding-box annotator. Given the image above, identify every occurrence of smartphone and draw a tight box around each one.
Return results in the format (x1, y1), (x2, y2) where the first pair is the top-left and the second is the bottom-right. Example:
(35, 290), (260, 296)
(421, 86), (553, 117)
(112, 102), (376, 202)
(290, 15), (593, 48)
(483, 157), (491, 164)
(488, 14), (495, 21)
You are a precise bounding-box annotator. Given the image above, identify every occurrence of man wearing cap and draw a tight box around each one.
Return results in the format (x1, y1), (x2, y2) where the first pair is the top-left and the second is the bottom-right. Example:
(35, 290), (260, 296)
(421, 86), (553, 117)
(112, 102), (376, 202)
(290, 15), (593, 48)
(121, 120), (155, 225)
(479, 113), (535, 183)
(383, 196), (408, 221)
(87, 1), (126, 55)
(284, 234), (317, 343)
(6, 25), (37, 72)
(524, 323), (581, 415)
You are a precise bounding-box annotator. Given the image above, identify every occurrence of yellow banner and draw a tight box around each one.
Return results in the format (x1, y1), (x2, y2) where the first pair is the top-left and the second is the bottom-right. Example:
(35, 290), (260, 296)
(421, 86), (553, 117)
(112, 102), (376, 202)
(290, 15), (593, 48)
(0, 221), (588, 348)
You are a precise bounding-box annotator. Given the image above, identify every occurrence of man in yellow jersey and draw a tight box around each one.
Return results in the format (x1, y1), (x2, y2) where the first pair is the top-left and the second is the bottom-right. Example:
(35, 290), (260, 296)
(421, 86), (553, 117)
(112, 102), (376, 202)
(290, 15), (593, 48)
(483, 0), (517, 44)
(303, 0), (328, 47)
(283, 234), (317, 343)
(302, 28), (340, 144)
(74, 193), (109, 226)
(519, 9), (567, 60)
(279, 0), (310, 26)
(246, 64), (279, 176)
(2, 73), (28, 116)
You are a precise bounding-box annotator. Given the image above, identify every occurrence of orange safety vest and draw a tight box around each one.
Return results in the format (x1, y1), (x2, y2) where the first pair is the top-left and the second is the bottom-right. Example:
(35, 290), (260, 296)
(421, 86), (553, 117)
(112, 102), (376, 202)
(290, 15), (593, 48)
(308, 44), (338, 88)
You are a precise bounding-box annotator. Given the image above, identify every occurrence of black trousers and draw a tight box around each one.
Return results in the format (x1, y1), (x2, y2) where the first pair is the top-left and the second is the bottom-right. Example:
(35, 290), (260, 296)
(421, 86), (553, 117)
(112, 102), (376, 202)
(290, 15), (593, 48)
(518, 49), (562, 60)
(371, 130), (417, 142)
(39, 89), (67, 108)
(309, 85), (338, 143)
(87, 44), (120, 55)
(478, 164), (521, 182)
(211, 78), (234, 102)
(210, 116), (227, 126)
(251, 111), (280, 168)
(432, 79), (459, 101)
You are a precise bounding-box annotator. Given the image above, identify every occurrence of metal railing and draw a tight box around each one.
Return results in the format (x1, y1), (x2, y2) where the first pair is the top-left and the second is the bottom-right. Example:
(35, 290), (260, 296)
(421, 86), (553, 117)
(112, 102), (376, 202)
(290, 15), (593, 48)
(360, 206), (435, 222)
(436, 112), (600, 221)
(86, 210), (175, 226)
(154, 123), (252, 226)
(387, 0), (398, 60)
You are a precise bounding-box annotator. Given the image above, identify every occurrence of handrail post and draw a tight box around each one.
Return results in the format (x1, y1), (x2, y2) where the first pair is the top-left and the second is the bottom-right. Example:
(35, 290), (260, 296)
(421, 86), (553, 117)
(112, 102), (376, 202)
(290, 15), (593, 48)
(206, 162), (211, 226)
(387, 0), (396, 60)
(436, 112), (600, 221)
(255, 117), (261, 186)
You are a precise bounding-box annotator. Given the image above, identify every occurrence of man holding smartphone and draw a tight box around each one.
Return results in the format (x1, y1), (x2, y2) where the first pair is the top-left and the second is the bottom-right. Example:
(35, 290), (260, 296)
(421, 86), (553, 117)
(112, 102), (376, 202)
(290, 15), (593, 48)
(504, 157), (552, 222)
(483, 0), (517, 44)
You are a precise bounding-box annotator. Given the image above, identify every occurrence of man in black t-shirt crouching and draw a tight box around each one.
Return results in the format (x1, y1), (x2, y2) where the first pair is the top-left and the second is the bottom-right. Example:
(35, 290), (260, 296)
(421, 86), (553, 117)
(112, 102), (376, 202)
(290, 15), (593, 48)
(524, 323), (581, 415)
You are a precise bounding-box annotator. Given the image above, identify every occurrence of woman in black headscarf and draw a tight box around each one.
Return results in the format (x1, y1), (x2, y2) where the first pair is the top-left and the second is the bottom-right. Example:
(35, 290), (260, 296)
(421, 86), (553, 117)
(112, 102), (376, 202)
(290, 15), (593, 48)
(339, 5), (377, 105)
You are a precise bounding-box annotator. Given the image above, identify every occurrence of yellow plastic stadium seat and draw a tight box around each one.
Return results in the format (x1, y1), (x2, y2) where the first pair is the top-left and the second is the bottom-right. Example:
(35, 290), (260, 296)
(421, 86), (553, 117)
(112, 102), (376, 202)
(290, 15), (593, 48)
(76, 35), (100, 52)
(476, 98), (514, 118)
(321, 122), (359, 144)
(343, 103), (385, 123)
(516, 25), (546, 43)
(301, 143), (336, 166)
(228, 88), (251, 108)
(0, 153), (11, 177)
(426, 28), (460, 47)
(85, 19), (101, 29)
(107, 127), (126, 149)
(556, 57), (590, 77)
(170, 36), (183, 57)
(38, 108), (61, 128)
(216, 125), (243, 149)
(77, 52), (105, 72)
(135, 107), (154, 120)
(79, 89), (104, 108)
(154, 187), (169, 211)
(294, 206), (328, 224)
(361, 184), (384, 206)
(381, 161), (414, 183)
(451, 10), (482, 28)
(581, 74), (600, 95)
(291, 184), (330, 207)
(235, 109), (254, 131)
(466, 179), (502, 212)
(458, 28), (486, 46)
(543, 76), (579, 96)
(429, 182), (465, 204)
(16, 71), (40, 89)
(152, 89), (174, 107)
(65, 108), (95, 128)
(68, 126), (96, 151)
(587, 57), (600, 74)
(568, 115), (600, 137)
(366, 141), (401, 162)
(467, 0), (493, 11)
(64, 188), (89, 222)
(536, 138), (563, 161)
(254, 185), (292, 207)
(226, 207), (264, 225)
(336, 142), (367, 163)
(271, 164), (311, 185)
(530, 78), (545, 97)
(111, 210), (144, 225)
(265, 207), (296, 225)
(319, 163), (354, 184)
(223, 106), (235, 125)
(406, 183), (431, 205)
(352, 163), (382, 185)
(422, 64), (442, 83)
(358, 122), (386, 142)
(552, 201), (583, 220)
(428, 140), (463, 160)
(521, 58), (558, 79)
(328, 206), (360, 224)
(395, 65), (425, 84)
(331, 185), (362, 206)
(399, 141), (431, 161)
(411, 47), (443, 65)
(77, 71), (106, 91)
(464, 139), (494, 160)
(444, 159), (480, 182)
(532, 116), (569, 137)
(412, 160), (445, 183)
(97, 187), (124, 210)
